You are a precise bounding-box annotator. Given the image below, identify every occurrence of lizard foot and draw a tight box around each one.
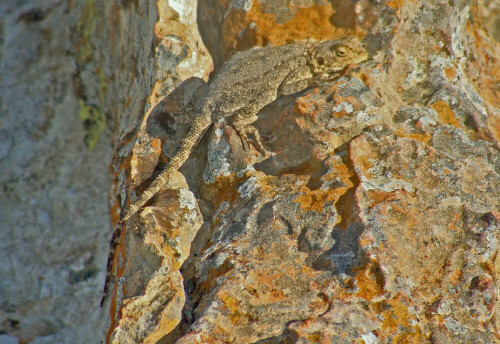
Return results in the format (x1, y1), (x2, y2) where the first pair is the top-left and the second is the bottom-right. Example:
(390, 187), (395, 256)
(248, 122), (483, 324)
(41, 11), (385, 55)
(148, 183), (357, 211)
(233, 123), (273, 157)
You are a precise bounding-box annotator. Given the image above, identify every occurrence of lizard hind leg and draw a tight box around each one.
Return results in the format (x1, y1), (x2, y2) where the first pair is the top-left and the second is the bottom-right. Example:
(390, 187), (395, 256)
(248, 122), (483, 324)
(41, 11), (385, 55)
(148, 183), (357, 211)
(230, 113), (272, 156)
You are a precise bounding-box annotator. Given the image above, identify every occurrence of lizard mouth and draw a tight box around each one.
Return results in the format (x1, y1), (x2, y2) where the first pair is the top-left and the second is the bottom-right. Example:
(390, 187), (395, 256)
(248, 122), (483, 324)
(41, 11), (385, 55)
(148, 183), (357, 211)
(341, 63), (361, 74)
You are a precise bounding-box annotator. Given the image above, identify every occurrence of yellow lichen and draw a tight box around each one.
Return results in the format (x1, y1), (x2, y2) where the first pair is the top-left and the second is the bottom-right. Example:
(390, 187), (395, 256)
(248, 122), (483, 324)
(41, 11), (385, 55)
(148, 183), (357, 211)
(78, 99), (106, 150)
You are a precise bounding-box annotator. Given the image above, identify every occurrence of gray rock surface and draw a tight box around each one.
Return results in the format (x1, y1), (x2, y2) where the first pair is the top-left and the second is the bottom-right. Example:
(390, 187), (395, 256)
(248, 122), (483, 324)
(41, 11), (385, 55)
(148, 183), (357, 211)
(0, 0), (158, 342)
(1, 0), (499, 343)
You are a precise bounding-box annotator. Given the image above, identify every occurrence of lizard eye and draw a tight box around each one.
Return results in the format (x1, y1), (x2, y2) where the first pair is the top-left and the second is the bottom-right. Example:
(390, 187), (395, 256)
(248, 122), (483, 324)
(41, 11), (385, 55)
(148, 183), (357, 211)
(336, 46), (348, 57)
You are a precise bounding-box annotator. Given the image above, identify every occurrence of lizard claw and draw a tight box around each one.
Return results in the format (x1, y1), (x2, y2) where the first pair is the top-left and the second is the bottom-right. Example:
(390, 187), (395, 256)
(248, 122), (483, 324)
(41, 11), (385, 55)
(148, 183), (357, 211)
(233, 124), (273, 156)
(238, 130), (252, 151)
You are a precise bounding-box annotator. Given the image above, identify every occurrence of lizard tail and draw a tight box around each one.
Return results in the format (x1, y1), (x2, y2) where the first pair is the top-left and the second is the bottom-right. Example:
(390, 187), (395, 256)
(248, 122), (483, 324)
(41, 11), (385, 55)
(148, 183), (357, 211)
(100, 113), (211, 307)
(121, 112), (212, 223)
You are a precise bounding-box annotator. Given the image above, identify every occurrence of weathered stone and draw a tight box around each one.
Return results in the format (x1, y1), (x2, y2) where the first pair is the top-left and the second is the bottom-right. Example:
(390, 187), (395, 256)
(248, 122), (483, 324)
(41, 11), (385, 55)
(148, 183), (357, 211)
(1, 0), (499, 343)
(102, 0), (500, 343)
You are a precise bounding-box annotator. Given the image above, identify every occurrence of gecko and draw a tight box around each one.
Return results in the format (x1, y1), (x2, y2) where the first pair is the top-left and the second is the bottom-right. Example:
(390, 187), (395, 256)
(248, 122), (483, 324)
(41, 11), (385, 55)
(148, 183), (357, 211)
(100, 36), (368, 307)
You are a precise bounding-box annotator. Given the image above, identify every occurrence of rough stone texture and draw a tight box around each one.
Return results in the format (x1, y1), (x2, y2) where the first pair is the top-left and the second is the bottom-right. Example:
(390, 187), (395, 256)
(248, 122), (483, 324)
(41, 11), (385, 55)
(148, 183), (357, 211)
(2, 0), (499, 343)
(102, 0), (212, 343)
(0, 0), (160, 343)
(477, 0), (500, 42)
(103, 0), (500, 343)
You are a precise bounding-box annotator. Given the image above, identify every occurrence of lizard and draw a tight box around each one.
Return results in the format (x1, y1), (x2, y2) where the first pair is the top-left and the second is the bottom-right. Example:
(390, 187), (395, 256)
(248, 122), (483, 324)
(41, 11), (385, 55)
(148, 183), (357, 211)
(100, 36), (368, 307)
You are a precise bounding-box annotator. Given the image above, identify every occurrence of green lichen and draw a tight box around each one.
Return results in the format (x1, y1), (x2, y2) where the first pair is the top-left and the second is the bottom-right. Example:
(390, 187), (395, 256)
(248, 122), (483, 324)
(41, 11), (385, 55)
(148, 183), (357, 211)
(78, 99), (106, 150)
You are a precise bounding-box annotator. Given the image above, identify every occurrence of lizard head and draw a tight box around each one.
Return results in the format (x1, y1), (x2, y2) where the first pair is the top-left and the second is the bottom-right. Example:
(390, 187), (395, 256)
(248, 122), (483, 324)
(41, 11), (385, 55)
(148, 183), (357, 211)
(309, 37), (369, 74)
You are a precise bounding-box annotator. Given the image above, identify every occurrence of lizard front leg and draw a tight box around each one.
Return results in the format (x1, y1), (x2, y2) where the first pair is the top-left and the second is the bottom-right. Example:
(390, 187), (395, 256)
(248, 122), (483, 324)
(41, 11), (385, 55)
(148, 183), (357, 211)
(277, 66), (341, 96)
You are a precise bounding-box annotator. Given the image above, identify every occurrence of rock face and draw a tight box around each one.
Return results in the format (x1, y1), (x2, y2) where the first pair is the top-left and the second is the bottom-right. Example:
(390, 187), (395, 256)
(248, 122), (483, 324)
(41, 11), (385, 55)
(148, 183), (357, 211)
(0, 0), (165, 343)
(1, 0), (499, 343)
(101, 0), (500, 343)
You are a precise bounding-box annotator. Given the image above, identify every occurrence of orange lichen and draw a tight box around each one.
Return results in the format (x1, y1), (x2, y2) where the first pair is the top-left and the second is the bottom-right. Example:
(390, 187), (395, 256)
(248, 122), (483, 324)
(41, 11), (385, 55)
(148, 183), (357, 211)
(294, 97), (323, 120)
(354, 260), (385, 300)
(447, 212), (461, 231)
(386, 0), (404, 10)
(395, 129), (431, 144)
(294, 188), (341, 213)
(486, 112), (500, 144)
(432, 100), (461, 128)
(377, 296), (426, 342)
(201, 173), (247, 207)
(444, 67), (456, 79)
(465, 21), (500, 108)
(246, 270), (290, 303)
(222, 0), (360, 58)
(220, 293), (249, 326)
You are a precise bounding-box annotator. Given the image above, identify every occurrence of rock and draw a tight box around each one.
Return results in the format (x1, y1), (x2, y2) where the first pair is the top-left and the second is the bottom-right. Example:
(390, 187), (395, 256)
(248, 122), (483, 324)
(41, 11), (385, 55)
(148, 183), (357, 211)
(104, 1), (500, 343)
(1, 0), (499, 343)
(0, 335), (18, 344)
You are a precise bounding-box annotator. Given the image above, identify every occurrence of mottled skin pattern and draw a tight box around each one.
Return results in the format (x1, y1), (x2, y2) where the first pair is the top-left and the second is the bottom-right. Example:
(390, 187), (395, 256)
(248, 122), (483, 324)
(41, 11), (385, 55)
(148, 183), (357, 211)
(100, 37), (368, 307)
